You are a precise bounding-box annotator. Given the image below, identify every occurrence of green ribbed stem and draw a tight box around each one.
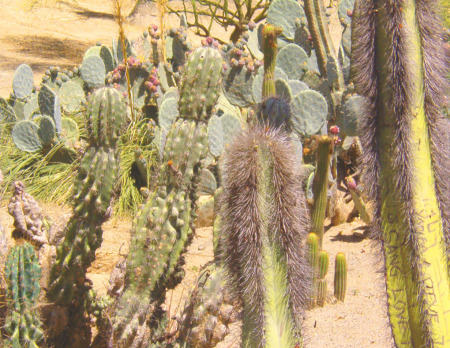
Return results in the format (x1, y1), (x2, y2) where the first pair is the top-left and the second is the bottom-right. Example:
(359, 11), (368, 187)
(262, 24), (282, 99)
(310, 136), (333, 247)
(334, 252), (347, 302)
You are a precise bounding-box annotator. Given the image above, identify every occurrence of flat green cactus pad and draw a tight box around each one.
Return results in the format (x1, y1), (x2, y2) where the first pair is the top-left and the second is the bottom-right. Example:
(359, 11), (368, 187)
(13, 64), (34, 99)
(12, 120), (42, 152)
(291, 90), (328, 137)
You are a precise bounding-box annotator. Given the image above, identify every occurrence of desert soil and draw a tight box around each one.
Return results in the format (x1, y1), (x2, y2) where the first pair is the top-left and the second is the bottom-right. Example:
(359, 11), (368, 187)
(0, 1), (393, 347)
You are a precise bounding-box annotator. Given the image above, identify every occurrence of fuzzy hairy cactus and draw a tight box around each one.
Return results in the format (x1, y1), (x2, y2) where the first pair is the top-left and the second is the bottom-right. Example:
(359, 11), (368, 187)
(4, 242), (44, 348)
(46, 87), (125, 346)
(220, 126), (310, 347)
(352, 0), (450, 346)
(111, 46), (223, 347)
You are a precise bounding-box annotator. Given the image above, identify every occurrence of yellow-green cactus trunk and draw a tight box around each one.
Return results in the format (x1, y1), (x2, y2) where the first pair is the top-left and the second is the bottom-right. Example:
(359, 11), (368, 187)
(375, 0), (450, 345)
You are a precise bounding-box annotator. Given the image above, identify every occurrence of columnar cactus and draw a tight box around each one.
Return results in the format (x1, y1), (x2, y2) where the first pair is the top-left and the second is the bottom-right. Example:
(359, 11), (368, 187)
(316, 250), (329, 306)
(333, 252), (347, 302)
(111, 46), (223, 347)
(261, 24), (282, 98)
(220, 126), (310, 347)
(46, 87), (125, 345)
(310, 135), (333, 247)
(352, 0), (450, 345)
(4, 242), (44, 348)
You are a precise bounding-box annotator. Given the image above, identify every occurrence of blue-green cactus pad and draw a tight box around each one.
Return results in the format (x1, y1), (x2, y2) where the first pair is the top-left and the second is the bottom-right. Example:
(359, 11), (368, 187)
(38, 115), (56, 146)
(246, 25), (264, 61)
(59, 81), (86, 114)
(13, 64), (34, 99)
(159, 97), (179, 134)
(338, 0), (355, 24)
(288, 80), (309, 95)
(267, 0), (305, 41)
(199, 168), (217, 195)
(337, 95), (365, 136)
(221, 113), (242, 148)
(38, 84), (62, 132)
(81, 55), (106, 88)
(275, 79), (293, 101)
(23, 96), (39, 119)
(207, 115), (224, 157)
(223, 66), (255, 108)
(12, 120), (42, 152)
(276, 44), (309, 80)
(291, 90), (328, 137)
(60, 117), (79, 147)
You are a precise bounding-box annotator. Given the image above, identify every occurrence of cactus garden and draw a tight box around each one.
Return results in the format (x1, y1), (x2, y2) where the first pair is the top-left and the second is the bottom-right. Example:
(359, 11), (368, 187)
(0, 0), (449, 347)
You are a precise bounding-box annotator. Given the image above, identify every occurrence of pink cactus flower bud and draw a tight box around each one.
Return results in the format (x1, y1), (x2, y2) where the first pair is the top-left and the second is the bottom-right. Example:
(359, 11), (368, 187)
(346, 177), (357, 191)
(330, 125), (340, 134)
(347, 9), (353, 17)
(206, 37), (213, 45)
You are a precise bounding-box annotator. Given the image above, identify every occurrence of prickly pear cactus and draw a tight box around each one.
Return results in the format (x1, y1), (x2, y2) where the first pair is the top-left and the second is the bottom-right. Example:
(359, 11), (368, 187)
(112, 46), (224, 347)
(4, 242), (44, 348)
(220, 126), (310, 347)
(46, 87), (125, 346)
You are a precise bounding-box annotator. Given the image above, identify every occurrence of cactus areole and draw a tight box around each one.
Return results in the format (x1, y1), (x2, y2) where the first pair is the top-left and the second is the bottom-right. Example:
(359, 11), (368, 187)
(352, 0), (450, 346)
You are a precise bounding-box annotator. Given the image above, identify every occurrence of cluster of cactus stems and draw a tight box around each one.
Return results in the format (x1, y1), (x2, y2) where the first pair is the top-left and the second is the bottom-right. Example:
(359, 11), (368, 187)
(45, 87), (125, 345)
(220, 126), (310, 347)
(352, 0), (450, 346)
(4, 242), (44, 348)
(111, 46), (224, 346)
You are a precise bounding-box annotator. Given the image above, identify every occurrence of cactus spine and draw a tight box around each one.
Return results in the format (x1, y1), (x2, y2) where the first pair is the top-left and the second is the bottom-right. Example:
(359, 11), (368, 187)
(221, 127), (309, 347)
(4, 242), (44, 348)
(112, 47), (223, 346)
(310, 135), (333, 247)
(352, 0), (450, 346)
(334, 252), (347, 302)
(46, 87), (125, 346)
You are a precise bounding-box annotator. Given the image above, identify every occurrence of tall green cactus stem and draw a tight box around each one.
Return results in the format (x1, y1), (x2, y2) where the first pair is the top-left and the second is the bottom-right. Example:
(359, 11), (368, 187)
(304, 0), (335, 77)
(262, 24), (282, 99)
(316, 250), (329, 307)
(179, 47), (223, 121)
(4, 242), (44, 348)
(112, 47), (223, 347)
(306, 233), (319, 295)
(221, 126), (310, 347)
(352, 0), (450, 346)
(310, 136), (333, 247)
(333, 252), (347, 302)
(46, 88), (125, 346)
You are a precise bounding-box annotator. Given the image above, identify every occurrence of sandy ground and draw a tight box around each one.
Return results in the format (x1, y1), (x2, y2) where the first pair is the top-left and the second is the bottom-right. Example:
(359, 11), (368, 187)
(0, 1), (393, 347)
(0, 198), (393, 347)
